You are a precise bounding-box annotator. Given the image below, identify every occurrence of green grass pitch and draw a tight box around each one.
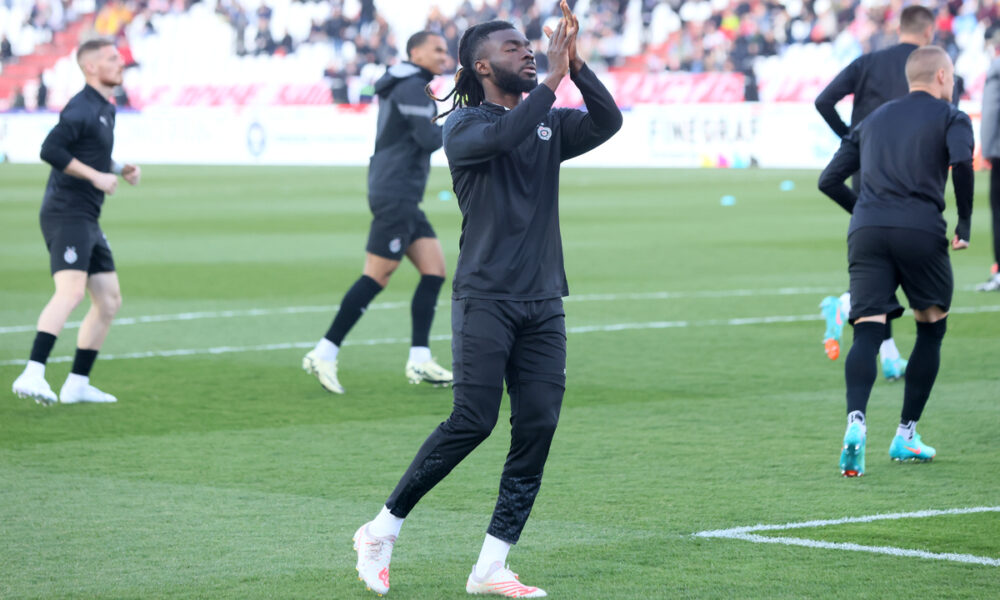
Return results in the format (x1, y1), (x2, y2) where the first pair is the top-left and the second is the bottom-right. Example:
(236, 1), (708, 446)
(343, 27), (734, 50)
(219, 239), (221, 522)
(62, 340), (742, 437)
(1, 164), (998, 599)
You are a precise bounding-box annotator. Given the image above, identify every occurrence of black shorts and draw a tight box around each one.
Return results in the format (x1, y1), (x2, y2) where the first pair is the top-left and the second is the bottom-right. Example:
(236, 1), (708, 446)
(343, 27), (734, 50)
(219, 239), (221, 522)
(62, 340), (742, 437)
(365, 197), (436, 260)
(40, 215), (116, 275)
(451, 297), (567, 391)
(847, 226), (953, 322)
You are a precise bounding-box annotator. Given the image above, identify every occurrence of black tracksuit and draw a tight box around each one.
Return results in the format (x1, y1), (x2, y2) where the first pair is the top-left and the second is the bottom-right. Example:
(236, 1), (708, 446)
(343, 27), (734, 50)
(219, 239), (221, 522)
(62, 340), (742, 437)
(385, 64), (622, 544)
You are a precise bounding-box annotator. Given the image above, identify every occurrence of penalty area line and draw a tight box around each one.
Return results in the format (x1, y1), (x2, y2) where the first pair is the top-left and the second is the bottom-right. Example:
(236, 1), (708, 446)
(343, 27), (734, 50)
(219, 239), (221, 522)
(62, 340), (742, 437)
(693, 506), (1000, 567)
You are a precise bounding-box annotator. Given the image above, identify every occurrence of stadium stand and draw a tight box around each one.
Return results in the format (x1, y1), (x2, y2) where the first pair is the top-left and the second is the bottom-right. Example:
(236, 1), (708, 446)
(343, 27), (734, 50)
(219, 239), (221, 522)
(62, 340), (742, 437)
(1, 0), (998, 110)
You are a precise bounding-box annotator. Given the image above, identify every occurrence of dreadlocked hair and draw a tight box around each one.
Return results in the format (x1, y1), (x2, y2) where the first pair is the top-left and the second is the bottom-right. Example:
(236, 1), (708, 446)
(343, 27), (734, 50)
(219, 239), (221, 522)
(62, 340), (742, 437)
(426, 20), (516, 123)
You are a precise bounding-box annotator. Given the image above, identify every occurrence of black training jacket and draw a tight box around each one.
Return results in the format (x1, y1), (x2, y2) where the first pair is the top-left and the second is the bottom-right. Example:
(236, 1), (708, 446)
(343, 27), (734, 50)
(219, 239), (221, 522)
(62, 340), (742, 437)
(443, 64), (622, 301)
(367, 62), (443, 203)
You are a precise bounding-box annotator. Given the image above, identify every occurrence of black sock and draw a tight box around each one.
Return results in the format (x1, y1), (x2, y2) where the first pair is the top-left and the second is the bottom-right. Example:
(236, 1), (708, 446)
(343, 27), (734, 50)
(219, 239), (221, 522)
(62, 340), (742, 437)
(29, 331), (58, 364)
(845, 322), (883, 415)
(901, 319), (947, 422)
(411, 275), (444, 348)
(883, 319), (893, 341)
(71, 349), (99, 377)
(324, 275), (384, 346)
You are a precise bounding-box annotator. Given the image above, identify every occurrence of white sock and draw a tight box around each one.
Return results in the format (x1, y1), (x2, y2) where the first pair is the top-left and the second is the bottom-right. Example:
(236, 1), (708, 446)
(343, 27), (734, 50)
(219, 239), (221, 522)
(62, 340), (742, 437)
(23, 360), (45, 378)
(314, 338), (339, 361)
(879, 338), (901, 361)
(409, 346), (431, 363)
(839, 293), (851, 321)
(64, 373), (88, 388)
(474, 534), (511, 579)
(369, 505), (403, 539)
(847, 410), (867, 434)
(896, 420), (916, 441)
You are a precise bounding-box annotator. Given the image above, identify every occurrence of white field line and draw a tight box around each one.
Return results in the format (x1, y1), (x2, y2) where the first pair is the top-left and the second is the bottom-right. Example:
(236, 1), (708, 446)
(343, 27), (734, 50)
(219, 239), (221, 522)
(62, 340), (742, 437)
(0, 284), (987, 336)
(693, 506), (1000, 567)
(0, 286), (845, 335)
(3, 304), (1000, 368)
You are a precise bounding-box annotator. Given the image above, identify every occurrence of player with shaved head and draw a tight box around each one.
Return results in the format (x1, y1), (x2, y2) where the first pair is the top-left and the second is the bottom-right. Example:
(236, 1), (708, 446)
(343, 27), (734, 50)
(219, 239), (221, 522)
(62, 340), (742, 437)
(11, 38), (141, 406)
(349, 1), (621, 596)
(818, 45), (974, 477)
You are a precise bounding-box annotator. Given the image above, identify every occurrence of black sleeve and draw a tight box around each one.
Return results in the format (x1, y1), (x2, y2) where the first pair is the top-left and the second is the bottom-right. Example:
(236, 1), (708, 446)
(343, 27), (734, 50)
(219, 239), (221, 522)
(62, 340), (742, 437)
(815, 59), (860, 139)
(818, 134), (861, 214)
(443, 84), (557, 167)
(951, 159), (974, 241)
(946, 110), (975, 164)
(39, 104), (86, 171)
(396, 78), (443, 152)
(558, 64), (623, 161)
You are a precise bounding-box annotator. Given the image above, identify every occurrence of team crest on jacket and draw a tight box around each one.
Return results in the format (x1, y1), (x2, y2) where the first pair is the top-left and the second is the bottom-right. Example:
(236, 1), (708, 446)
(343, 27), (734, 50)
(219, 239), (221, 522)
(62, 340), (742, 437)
(64, 246), (78, 264)
(389, 237), (402, 254)
(537, 124), (552, 140)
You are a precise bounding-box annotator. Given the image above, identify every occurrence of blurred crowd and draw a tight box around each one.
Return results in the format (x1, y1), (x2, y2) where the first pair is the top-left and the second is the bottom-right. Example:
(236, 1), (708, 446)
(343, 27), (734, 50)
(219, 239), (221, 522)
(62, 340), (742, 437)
(417, 0), (999, 74)
(6, 1), (998, 70)
(3, 0), (1000, 109)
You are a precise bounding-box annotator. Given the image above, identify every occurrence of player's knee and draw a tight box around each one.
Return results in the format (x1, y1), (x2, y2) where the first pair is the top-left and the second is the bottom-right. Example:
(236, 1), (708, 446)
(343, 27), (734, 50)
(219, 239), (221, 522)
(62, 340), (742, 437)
(365, 266), (396, 287)
(95, 290), (122, 320)
(916, 317), (947, 341)
(443, 411), (497, 442)
(418, 259), (446, 278)
(914, 306), (947, 325)
(445, 390), (500, 440)
(107, 292), (123, 317)
(469, 416), (497, 441)
(513, 418), (559, 447)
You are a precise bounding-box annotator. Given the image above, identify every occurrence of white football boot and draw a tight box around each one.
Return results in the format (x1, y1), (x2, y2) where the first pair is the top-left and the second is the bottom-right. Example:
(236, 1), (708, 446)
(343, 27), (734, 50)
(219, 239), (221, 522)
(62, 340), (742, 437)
(12, 369), (58, 406)
(59, 380), (117, 404)
(466, 561), (547, 598)
(353, 522), (395, 595)
(405, 358), (453, 386)
(302, 350), (344, 394)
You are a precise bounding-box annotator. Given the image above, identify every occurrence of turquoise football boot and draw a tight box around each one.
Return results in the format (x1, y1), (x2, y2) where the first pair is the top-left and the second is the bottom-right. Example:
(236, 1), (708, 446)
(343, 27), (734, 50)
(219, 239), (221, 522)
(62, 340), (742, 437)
(881, 357), (907, 381)
(890, 432), (936, 462)
(820, 296), (844, 360)
(840, 422), (866, 477)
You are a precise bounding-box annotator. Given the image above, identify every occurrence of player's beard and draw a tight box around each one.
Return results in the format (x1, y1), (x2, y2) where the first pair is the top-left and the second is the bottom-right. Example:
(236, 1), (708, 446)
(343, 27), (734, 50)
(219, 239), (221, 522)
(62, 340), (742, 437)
(492, 63), (537, 94)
